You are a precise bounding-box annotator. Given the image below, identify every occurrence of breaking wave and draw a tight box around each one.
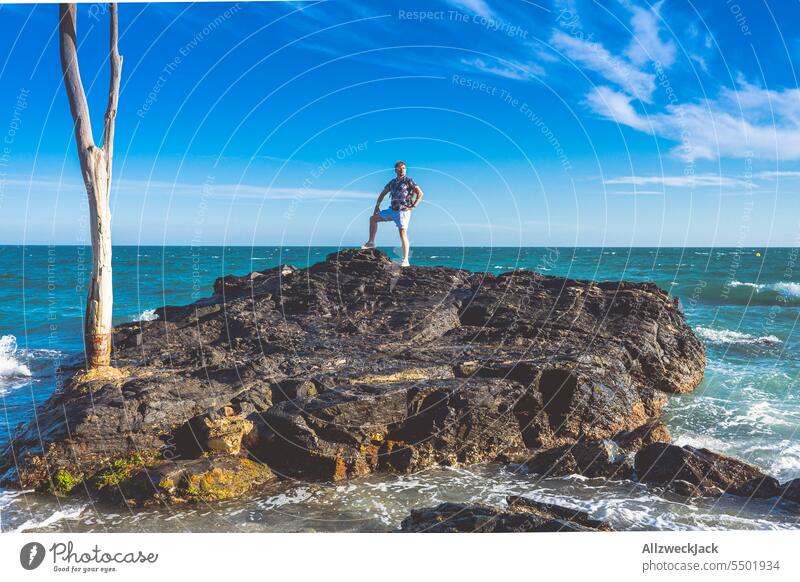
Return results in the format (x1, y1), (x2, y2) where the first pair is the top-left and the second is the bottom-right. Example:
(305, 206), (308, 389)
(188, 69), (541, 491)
(695, 326), (782, 346)
(132, 309), (159, 322)
(0, 335), (32, 381)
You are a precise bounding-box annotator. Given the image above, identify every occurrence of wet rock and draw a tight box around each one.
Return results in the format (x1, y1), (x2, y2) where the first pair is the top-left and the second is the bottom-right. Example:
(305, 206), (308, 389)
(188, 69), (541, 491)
(635, 443), (782, 498)
(0, 249), (706, 500)
(612, 419), (671, 453)
(98, 456), (275, 507)
(781, 478), (800, 504)
(526, 438), (634, 479)
(399, 497), (612, 532)
(505, 495), (613, 530)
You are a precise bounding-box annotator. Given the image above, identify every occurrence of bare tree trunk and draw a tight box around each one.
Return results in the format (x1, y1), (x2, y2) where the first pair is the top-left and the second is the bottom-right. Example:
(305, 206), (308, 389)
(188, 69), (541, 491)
(59, 3), (122, 369)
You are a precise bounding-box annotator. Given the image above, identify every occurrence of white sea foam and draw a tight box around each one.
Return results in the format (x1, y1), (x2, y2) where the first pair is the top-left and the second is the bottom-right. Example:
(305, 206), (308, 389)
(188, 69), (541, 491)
(132, 309), (159, 322)
(695, 326), (781, 346)
(0, 335), (32, 381)
(0, 488), (88, 533)
(739, 401), (794, 428)
(673, 432), (732, 452)
(8, 503), (88, 533)
(729, 280), (800, 298)
(769, 443), (800, 482)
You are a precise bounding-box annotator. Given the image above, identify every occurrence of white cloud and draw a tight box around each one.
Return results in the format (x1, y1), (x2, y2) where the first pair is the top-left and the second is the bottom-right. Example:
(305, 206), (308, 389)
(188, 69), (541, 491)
(607, 189), (663, 195)
(122, 181), (375, 201)
(604, 174), (750, 188)
(586, 84), (800, 161)
(5, 176), (374, 201)
(460, 57), (544, 80)
(625, 0), (676, 68)
(444, 0), (493, 19)
(756, 171), (800, 179)
(551, 30), (656, 102)
(586, 86), (652, 131)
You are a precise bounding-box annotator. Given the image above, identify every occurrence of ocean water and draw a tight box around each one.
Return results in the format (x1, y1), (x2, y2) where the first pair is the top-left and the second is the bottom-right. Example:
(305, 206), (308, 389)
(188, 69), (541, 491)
(1, 245), (799, 532)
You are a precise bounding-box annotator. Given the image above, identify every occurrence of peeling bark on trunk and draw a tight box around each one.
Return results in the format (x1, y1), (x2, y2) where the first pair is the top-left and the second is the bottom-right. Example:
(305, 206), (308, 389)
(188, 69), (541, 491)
(59, 3), (122, 368)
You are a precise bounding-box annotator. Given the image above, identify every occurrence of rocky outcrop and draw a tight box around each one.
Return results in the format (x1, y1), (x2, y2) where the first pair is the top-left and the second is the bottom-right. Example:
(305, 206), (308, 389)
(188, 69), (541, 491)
(98, 456), (275, 507)
(525, 438), (634, 479)
(399, 496), (613, 532)
(634, 443), (783, 498)
(0, 249), (706, 506)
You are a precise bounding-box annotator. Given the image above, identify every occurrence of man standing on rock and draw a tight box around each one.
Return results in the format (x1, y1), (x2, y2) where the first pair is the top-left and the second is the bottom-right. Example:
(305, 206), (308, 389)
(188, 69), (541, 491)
(361, 160), (424, 267)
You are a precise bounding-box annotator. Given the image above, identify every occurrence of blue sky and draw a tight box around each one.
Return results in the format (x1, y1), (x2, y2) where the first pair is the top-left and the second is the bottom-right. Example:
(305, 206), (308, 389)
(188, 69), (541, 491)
(1, 0), (800, 246)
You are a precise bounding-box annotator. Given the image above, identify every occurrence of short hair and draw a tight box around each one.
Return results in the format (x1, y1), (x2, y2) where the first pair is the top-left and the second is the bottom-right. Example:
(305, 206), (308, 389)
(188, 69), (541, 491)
(394, 160), (406, 168)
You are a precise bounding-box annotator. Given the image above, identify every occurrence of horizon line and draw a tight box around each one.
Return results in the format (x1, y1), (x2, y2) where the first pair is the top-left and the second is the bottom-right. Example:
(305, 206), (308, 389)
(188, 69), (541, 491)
(1, 244), (793, 249)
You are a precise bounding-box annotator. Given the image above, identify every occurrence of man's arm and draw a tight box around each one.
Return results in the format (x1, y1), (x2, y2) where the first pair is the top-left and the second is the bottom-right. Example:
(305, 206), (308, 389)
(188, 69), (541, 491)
(374, 185), (389, 214)
(410, 185), (424, 208)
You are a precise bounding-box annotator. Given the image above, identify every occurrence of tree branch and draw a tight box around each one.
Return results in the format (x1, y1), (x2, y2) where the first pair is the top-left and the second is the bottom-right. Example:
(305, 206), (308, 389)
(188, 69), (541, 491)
(103, 3), (122, 163)
(59, 3), (94, 154)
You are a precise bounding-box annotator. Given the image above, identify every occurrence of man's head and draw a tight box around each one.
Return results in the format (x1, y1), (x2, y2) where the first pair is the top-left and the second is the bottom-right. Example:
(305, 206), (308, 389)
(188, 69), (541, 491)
(394, 160), (406, 178)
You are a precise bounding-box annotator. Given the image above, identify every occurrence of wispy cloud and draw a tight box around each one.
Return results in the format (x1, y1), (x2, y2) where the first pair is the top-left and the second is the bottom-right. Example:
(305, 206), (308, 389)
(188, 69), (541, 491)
(756, 171), (800, 179)
(604, 174), (751, 188)
(459, 56), (544, 80)
(586, 85), (652, 131)
(587, 84), (800, 161)
(5, 177), (374, 201)
(551, 30), (655, 102)
(625, 0), (676, 68)
(553, 4), (800, 162)
(444, 0), (493, 19)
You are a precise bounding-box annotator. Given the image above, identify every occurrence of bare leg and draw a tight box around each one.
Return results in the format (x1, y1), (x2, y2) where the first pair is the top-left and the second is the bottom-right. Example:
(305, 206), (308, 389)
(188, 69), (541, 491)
(367, 214), (379, 244)
(399, 228), (410, 263)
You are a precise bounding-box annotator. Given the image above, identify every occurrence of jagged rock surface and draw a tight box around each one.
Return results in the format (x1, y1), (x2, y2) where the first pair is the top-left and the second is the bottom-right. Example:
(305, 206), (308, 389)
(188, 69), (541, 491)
(399, 496), (613, 532)
(0, 249), (706, 504)
(634, 443), (783, 498)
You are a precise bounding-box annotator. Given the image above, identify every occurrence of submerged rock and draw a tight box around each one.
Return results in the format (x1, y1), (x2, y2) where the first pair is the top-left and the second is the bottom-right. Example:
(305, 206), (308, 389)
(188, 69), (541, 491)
(399, 496), (612, 532)
(0, 249), (706, 505)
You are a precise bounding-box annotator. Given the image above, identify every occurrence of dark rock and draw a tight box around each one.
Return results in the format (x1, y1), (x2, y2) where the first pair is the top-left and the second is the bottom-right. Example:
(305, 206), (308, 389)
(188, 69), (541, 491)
(0, 249), (706, 502)
(635, 443), (781, 498)
(526, 438), (634, 479)
(270, 378), (317, 403)
(246, 378), (528, 480)
(781, 478), (800, 504)
(399, 497), (612, 532)
(612, 419), (671, 452)
(506, 495), (612, 530)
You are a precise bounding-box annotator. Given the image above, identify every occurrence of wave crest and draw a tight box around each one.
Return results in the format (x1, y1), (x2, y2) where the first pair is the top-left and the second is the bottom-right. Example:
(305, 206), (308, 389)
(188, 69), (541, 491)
(695, 326), (782, 346)
(0, 335), (32, 380)
(132, 309), (159, 322)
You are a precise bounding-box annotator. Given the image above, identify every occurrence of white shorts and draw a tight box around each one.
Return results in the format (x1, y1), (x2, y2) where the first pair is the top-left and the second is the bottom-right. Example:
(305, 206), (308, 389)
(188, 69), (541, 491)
(377, 208), (411, 230)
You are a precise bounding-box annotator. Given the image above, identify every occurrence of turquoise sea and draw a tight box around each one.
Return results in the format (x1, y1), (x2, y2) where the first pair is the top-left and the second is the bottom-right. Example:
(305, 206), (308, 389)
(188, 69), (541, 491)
(1, 246), (799, 531)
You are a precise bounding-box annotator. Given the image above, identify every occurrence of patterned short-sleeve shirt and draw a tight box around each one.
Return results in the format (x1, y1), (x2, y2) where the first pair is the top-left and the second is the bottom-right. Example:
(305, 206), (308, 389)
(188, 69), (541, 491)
(386, 176), (418, 210)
